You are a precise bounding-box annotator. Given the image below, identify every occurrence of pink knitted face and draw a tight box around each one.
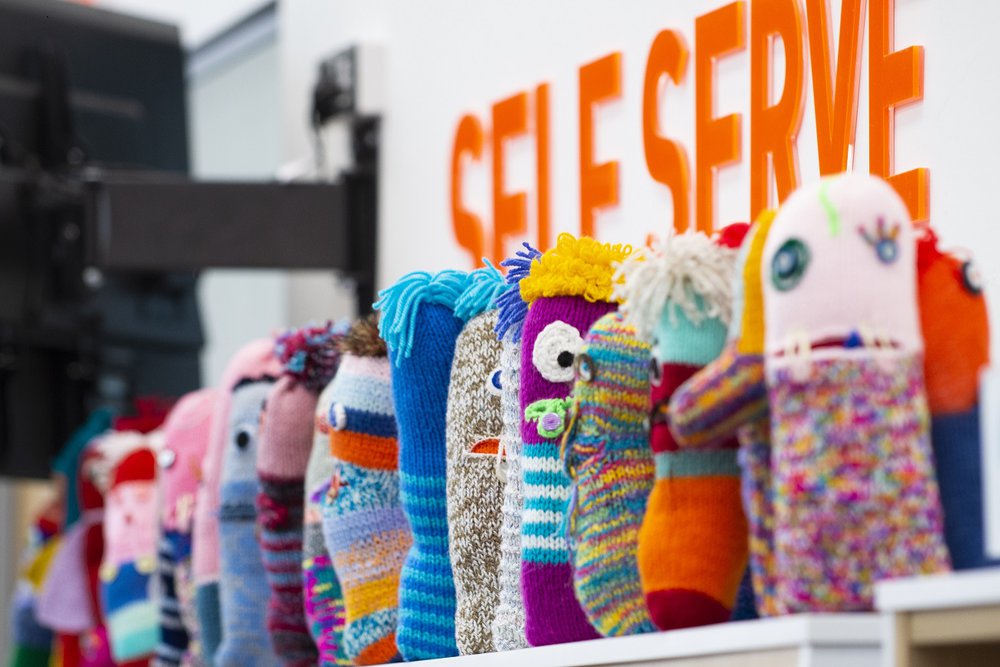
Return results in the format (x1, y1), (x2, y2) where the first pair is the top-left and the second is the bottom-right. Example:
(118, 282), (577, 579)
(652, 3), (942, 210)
(104, 479), (158, 566)
(762, 173), (921, 370)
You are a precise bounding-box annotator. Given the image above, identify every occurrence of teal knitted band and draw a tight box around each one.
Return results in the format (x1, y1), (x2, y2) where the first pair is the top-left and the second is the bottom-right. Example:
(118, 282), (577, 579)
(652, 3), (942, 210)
(654, 449), (740, 480)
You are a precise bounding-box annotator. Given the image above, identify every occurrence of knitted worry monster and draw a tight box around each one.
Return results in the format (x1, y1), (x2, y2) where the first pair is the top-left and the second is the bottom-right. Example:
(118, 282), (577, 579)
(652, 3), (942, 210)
(444, 265), (510, 654)
(917, 229), (995, 569)
(615, 229), (748, 629)
(760, 173), (950, 611)
(322, 315), (410, 665)
(518, 233), (629, 646)
(561, 312), (655, 636)
(374, 268), (497, 660)
(256, 324), (345, 666)
(216, 375), (280, 667)
(491, 243), (541, 652)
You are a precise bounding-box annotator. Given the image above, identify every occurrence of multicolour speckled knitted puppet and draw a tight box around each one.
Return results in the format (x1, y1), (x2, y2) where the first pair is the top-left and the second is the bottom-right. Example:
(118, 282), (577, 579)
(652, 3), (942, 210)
(322, 315), (410, 665)
(614, 230), (747, 629)
(760, 174), (950, 611)
(491, 243), (540, 652)
(154, 389), (217, 667)
(375, 268), (495, 660)
(518, 234), (629, 646)
(561, 312), (655, 636)
(217, 375), (279, 667)
(192, 339), (281, 664)
(917, 229), (996, 569)
(445, 265), (510, 654)
(256, 324), (344, 666)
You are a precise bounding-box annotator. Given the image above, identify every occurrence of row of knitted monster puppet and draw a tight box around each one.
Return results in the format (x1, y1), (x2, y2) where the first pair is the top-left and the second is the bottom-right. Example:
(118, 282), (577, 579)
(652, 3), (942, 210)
(12, 173), (993, 667)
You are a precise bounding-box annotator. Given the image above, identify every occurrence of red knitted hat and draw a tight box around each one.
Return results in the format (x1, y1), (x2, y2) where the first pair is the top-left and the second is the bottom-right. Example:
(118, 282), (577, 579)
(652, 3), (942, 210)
(110, 448), (157, 488)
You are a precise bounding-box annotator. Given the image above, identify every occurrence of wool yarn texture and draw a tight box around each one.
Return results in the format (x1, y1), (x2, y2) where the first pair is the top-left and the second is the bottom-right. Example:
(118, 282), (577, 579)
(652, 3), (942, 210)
(561, 312), (655, 636)
(192, 338), (281, 664)
(323, 316), (410, 665)
(154, 388), (217, 667)
(256, 323), (344, 666)
(490, 243), (539, 652)
(518, 234), (628, 646)
(304, 377), (348, 665)
(446, 308), (507, 654)
(375, 267), (500, 659)
(98, 434), (162, 664)
(216, 376), (280, 667)
(917, 230), (996, 569)
(615, 229), (748, 630)
(761, 173), (950, 612)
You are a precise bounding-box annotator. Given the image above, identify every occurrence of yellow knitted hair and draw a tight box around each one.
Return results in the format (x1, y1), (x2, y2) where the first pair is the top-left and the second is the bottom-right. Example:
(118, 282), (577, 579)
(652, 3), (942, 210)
(519, 233), (632, 305)
(737, 209), (776, 355)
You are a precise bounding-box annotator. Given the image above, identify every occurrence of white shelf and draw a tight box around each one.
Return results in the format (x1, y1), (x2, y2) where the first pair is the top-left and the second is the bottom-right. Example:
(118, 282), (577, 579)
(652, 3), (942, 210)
(875, 567), (1000, 612)
(408, 614), (882, 667)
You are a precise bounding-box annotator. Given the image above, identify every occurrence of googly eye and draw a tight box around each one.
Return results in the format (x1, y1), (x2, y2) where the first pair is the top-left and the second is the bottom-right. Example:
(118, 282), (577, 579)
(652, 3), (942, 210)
(575, 353), (595, 382)
(158, 449), (176, 469)
(961, 260), (983, 295)
(532, 321), (584, 383)
(875, 238), (898, 264)
(234, 427), (253, 451)
(329, 403), (347, 431)
(772, 238), (809, 291)
(486, 368), (503, 396)
(649, 357), (663, 386)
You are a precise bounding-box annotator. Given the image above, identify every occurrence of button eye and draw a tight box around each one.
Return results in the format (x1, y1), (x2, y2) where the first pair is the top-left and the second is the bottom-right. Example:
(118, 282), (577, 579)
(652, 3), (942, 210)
(532, 321), (584, 383)
(962, 260), (983, 295)
(234, 428), (252, 450)
(329, 403), (347, 431)
(575, 353), (595, 382)
(486, 368), (503, 396)
(772, 238), (810, 291)
(649, 357), (663, 386)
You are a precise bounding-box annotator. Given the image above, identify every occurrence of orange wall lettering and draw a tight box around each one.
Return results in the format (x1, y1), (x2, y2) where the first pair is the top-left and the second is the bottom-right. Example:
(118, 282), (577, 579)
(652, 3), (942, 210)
(451, 113), (485, 267)
(695, 2), (745, 234)
(870, 0), (929, 222)
(579, 52), (623, 238)
(536, 83), (552, 251)
(750, 0), (805, 219)
(807, 0), (864, 175)
(492, 92), (529, 264)
(643, 29), (692, 233)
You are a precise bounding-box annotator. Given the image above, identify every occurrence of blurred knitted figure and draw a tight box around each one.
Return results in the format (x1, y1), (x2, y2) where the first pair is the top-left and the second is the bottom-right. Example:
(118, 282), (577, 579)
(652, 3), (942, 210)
(561, 313), (655, 636)
(9, 512), (59, 667)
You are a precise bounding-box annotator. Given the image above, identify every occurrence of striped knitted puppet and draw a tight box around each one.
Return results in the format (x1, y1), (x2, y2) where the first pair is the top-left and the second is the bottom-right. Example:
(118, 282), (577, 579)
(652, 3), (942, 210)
(758, 173), (950, 611)
(322, 315), (411, 665)
(491, 243), (540, 652)
(192, 339), (281, 664)
(98, 432), (163, 665)
(561, 312), (655, 636)
(154, 388), (217, 667)
(518, 233), (630, 646)
(615, 230), (747, 629)
(303, 376), (347, 665)
(374, 267), (495, 660)
(445, 264), (509, 654)
(256, 324), (344, 666)
(917, 229), (995, 569)
(216, 374), (280, 666)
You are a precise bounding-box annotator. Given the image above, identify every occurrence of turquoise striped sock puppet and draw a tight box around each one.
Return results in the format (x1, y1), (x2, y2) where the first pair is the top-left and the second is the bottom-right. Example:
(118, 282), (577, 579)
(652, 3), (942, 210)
(614, 229), (748, 629)
(256, 323), (345, 666)
(374, 266), (499, 660)
(491, 243), (540, 652)
(560, 312), (655, 636)
(517, 233), (631, 646)
(757, 174), (950, 611)
(445, 263), (509, 654)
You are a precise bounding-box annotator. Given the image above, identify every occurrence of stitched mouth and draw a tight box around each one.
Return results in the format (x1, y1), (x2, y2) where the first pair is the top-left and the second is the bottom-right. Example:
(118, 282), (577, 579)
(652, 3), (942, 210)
(469, 437), (501, 455)
(772, 333), (901, 357)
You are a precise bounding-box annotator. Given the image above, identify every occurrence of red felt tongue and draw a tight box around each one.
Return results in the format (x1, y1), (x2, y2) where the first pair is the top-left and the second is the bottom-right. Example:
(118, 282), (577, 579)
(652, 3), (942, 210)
(470, 438), (500, 455)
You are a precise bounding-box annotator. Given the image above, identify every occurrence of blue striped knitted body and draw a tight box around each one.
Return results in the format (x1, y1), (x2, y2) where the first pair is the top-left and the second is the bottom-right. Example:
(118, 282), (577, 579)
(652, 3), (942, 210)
(154, 531), (191, 666)
(390, 303), (461, 660)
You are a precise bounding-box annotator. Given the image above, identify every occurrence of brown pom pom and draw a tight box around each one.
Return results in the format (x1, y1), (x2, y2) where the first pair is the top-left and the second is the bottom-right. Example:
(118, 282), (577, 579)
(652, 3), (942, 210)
(338, 313), (387, 357)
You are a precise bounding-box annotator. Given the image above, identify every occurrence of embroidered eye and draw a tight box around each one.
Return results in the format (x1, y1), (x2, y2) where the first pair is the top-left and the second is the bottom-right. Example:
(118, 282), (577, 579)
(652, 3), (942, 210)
(329, 403), (347, 431)
(649, 357), (662, 386)
(575, 353), (595, 382)
(771, 238), (810, 291)
(961, 260), (983, 295)
(234, 427), (253, 451)
(532, 321), (584, 383)
(858, 216), (900, 265)
(486, 368), (503, 395)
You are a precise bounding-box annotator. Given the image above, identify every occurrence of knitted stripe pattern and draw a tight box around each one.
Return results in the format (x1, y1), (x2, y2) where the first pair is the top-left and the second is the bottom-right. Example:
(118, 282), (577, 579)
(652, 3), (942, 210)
(563, 313), (655, 637)
(324, 353), (409, 665)
(520, 296), (612, 646)
(216, 379), (279, 667)
(153, 532), (190, 667)
(446, 310), (505, 654)
(491, 330), (528, 651)
(736, 419), (780, 615)
(770, 356), (951, 611)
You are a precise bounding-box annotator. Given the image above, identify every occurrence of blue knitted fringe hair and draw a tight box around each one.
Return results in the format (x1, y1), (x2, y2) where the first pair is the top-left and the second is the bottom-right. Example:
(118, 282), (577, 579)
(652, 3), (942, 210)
(455, 261), (510, 321)
(494, 243), (542, 343)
